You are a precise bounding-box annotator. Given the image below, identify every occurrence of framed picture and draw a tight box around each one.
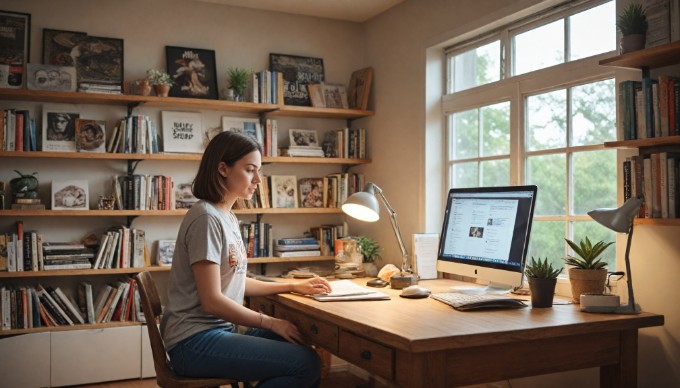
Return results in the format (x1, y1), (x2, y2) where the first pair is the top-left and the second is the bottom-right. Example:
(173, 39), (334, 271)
(221, 116), (263, 146)
(42, 104), (80, 152)
(156, 240), (176, 266)
(166, 46), (218, 100)
(308, 83), (348, 109)
(52, 180), (88, 210)
(269, 53), (324, 106)
(76, 35), (124, 91)
(289, 129), (319, 148)
(299, 177), (324, 208)
(76, 119), (106, 153)
(161, 111), (204, 153)
(0, 11), (31, 88)
(42, 28), (86, 66)
(26, 64), (76, 91)
(175, 183), (198, 209)
(270, 175), (298, 208)
(347, 67), (373, 110)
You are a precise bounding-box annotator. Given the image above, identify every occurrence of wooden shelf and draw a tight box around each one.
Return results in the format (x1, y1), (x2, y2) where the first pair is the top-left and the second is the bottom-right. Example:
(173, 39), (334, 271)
(634, 218), (680, 226)
(0, 266), (170, 279)
(249, 255), (335, 264)
(599, 40), (680, 70)
(0, 321), (142, 337)
(0, 207), (343, 217)
(604, 136), (680, 149)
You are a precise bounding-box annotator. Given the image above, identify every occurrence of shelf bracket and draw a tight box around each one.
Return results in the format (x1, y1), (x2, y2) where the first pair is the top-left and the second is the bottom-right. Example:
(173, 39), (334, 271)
(127, 102), (141, 117)
(127, 159), (142, 175)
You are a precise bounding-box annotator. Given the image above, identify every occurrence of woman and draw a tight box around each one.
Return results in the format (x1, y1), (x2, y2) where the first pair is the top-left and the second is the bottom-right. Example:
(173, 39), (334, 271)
(160, 131), (331, 387)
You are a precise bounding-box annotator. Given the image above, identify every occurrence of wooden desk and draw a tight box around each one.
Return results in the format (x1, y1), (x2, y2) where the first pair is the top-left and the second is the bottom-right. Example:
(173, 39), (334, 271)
(250, 278), (664, 387)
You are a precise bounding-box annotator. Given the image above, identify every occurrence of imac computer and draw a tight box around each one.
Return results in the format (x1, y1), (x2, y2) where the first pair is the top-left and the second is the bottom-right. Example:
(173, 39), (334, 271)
(436, 185), (538, 294)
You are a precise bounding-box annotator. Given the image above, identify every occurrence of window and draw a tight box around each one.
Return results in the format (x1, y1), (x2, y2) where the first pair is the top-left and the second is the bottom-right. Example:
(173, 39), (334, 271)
(443, 0), (618, 272)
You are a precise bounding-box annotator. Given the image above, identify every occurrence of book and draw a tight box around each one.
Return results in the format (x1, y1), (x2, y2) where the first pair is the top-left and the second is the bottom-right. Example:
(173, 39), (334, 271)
(93, 284), (114, 322)
(53, 287), (85, 324)
(78, 281), (95, 324)
(273, 250), (321, 257)
(96, 284), (119, 323)
(277, 237), (319, 245)
(36, 284), (73, 326)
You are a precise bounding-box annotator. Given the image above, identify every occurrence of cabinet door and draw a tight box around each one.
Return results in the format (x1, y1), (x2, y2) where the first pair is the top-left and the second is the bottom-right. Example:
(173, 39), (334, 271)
(50, 326), (142, 387)
(0, 332), (50, 387)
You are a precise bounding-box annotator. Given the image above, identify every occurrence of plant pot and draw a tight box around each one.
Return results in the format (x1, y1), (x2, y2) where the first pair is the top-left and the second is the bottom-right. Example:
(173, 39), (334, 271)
(154, 84), (171, 97)
(568, 268), (607, 304)
(363, 262), (378, 277)
(620, 34), (645, 54)
(528, 277), (557, 308)
(136, 79), (152, 96)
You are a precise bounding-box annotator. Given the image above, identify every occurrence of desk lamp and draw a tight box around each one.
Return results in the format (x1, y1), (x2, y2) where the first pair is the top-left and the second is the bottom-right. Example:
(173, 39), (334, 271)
(587, 197), (643, 314)
(342, 183), (417, 289)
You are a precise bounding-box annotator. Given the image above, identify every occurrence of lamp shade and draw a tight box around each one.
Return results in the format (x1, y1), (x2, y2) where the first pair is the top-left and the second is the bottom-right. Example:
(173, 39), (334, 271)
(342, 186), (380, 222)
(587, 197), (642, 233)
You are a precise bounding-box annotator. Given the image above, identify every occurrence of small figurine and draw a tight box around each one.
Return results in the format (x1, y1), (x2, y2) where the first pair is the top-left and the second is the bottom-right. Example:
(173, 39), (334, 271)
(10, 170), (39, 199)
(97, 195), (115, 210)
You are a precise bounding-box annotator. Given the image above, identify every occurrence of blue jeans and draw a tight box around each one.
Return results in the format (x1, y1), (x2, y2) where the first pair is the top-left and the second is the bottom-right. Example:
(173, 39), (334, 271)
(167, 327), (321, 388)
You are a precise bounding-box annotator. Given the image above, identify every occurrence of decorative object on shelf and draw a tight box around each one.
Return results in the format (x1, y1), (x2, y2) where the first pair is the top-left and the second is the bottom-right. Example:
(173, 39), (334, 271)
(146, 68), (173, 97)
(175, 183), (198, 209)
(270, 175), (298, 208)
(9, 171), (45, 210)
(342, 183), (417, 289)
(298, 177), (324, 208)
(586, 197), (643, 314)
(616, 2), (648, 54)
(42, 28), (86, 66)
(564, 236), (613, 303)
(26, 64), (76, 91)
(156, 240), (176, 266)
(75, 35), (124, 94)
(42, 104), (80, 152)
(287, 128), (324, 157)
(75, 119), (106, 153)
(221, 116), (263, 147)
(166, 45), (218, 99)
(135, 78), (152, 96)
(347, 67), (373, 110)
(51, 179), (89, 210)
(357, 235), (382, 277)
(270, 53), (324, 106)
(161, 111), (205, 153)
(0, 11), (30, 89)
(525, 256), (562, 308)
(226, 66), (252, 101)
(97, 194), (114, 210)
(307, 83), (349, 109)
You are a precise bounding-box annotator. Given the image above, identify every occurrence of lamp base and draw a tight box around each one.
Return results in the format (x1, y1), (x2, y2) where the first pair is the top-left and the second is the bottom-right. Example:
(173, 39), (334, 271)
(390, 273), (418, 289)
(580, 303), (641, 314)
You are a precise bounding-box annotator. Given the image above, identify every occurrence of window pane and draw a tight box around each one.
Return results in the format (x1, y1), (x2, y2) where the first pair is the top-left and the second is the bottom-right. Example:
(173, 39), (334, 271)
(450, 110), (478, 160)
(569, 2), (616, 60)
(571, 79), (616, 146)
(514, 19), (564, 75)
(572, 150), (617, 214)
(527, 89), (567, 151)
(526, 154), (566, 215)
(450, 40), (501, 93)
(481, 102), (510, 156)
(571, 221), (617, 270)
(526, 220), (566, 272)
(481, 159), (509, 186)
(452, 162), (478, 188)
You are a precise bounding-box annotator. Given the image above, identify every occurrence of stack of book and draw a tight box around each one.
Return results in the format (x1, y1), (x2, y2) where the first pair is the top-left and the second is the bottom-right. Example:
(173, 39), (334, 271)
(273, 236), (321, 257)
(286, 146), (325, 157)
(10, 198), (45, 210)
(42, 242), (94, 270)
(78, 82), (122, 94)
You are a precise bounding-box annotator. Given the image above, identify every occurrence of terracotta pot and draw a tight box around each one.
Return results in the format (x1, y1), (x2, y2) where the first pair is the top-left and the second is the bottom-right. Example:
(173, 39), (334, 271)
(154, 84), (170, 97)
(620, 34), (646, 54)
(568, 268), (607, 304)
(528, 277), (557, 308)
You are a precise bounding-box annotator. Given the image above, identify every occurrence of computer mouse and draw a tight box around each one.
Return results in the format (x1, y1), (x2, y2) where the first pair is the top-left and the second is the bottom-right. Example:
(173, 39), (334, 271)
(399, 285), (431, 299)
(366, 278), (388, 287)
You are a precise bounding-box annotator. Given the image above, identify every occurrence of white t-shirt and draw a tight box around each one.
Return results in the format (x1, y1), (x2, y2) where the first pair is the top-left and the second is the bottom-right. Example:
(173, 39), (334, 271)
(160, 200), (248, 351)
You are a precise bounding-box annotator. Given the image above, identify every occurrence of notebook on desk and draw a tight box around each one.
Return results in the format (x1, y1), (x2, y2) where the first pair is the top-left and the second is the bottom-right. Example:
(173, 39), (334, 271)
(431, 292), (527, 311)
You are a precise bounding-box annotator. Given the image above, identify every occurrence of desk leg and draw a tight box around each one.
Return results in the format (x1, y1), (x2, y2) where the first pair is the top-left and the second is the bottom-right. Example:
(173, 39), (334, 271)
(600, 329), (638, 388)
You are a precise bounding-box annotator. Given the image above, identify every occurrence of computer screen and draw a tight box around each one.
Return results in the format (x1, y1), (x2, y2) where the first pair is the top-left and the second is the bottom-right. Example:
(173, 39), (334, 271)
(436, 185), (537, 292)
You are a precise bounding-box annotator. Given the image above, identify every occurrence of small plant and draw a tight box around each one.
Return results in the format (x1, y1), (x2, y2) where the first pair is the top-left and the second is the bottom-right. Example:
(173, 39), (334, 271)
(525, 257), (562, 279)
(146, 69), (173, 86)
(226, 67), (252, 98)
(356, 236), (382, 263)
(616, 3), (648, 36)
(564, 236), (613, 270)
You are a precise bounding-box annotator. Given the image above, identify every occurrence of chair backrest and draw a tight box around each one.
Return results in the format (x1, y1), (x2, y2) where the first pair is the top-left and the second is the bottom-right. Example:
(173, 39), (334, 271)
(134, 271), (172, 378)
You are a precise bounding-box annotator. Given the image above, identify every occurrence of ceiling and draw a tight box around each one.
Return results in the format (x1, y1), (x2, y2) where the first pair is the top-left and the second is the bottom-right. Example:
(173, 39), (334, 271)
(195, 0), (406, 22)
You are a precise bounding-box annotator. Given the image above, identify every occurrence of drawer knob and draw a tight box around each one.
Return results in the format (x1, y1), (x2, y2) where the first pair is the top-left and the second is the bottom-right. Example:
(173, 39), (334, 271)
(361, 350), (372, 360)
(310, 324), (319, 334)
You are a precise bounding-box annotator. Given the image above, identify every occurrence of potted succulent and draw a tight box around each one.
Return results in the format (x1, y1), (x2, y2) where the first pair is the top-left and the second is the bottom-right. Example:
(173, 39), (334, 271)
(525, 257), (562, 308)
(616, 2), (648, 54)
(146, 69), (174, 97)
(357, 236), (382, 277)
(564, 236), (614, 303)
(226, 67), (252, 101)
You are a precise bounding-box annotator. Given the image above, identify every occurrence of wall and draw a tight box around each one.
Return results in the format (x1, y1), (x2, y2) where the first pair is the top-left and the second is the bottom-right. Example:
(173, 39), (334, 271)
(361, 0), (680, 386)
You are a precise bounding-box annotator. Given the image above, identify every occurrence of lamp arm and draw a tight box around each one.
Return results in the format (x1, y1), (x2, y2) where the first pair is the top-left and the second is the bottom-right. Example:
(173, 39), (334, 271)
(372, 184), (411, 273)
(624, 222), (636, 311)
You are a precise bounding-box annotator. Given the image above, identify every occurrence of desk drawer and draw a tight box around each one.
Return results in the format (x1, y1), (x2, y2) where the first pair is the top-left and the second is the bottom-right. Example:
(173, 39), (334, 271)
(276, 304), (339, 353)
(339, 329), (394, 379)
(249, 296), (275, 316)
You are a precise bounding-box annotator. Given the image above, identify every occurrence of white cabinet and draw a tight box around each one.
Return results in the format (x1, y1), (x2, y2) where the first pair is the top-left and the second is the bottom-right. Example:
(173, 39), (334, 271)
(141, 326), (155, 378)
(0, 332), (50, 388)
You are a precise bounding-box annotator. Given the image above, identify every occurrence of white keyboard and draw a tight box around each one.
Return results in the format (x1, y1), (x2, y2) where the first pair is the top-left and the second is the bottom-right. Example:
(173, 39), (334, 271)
(431, 292), (527, 311)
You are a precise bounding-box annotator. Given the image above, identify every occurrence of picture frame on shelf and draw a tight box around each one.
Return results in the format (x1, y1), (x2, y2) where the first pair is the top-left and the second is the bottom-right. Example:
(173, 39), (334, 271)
(75, 119), (106, 153)
(156, 240), (176, 266)
(75, 35), (124, 92)
(42, 104), (80, 152)
(51, 180), (88, 211)
(269, 53), (324, 106)
(161, 111), (204, 153)
(0, 10), (31, 89)
(166, 46), (218, 100)
(175, 183), (198, 209)
(299, 177), (324, 208)
(347, 67), (373, 110)
(42, 28), (86, 66)
(221, 116), (263, 147)
(26, 64), (76, 91)
(270, 175), (298, 208)
(308, 83), (349, 109)
(289, 129), (319, 148)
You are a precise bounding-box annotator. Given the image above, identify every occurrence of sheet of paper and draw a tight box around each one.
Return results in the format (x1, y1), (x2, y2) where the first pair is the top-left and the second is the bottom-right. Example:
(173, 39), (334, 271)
(313, 280), (390, 301)
(412, 233), (439, 280)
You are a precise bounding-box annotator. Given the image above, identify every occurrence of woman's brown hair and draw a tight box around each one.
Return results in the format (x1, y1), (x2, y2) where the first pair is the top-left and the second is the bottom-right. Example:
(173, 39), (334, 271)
(192, 131), (261, 203)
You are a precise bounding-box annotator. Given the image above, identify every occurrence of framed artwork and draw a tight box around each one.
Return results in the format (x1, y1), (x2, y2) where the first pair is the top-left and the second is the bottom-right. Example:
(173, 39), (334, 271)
(299, 177), (324, 208)
(270, 175), (298, 209)
(269, 53), (324, 106)
(166, 46), (218, 99)
(42, 28), (86, 66)
(161, 111), (204, 153)
(175, 183), (198, 209)
(221, 116), (263, 146)
(308, 83), (348, 109)
(42, 104), (80, 152)
(156, 240), (176, 266)
(347, 67), (373, 110)
(52, 180), (88, 210)
(75, 119), (106, 153)
(0, 11), (31, 88)
(26, 64), (76, 91)
(289, 129), (319, 148)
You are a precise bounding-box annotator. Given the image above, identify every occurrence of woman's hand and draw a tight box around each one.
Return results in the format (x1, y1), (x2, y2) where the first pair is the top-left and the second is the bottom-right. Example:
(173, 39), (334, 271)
(270, 317), (305, 344)
(291, 277), (332, 295)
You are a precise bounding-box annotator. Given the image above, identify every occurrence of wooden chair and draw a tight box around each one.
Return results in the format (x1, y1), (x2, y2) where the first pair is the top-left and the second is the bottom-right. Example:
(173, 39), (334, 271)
(135, 271), (244, 388)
